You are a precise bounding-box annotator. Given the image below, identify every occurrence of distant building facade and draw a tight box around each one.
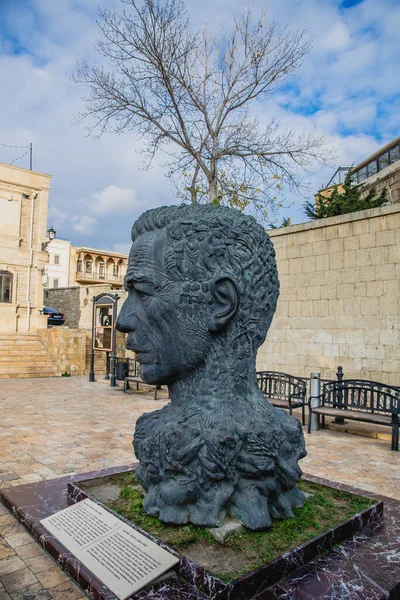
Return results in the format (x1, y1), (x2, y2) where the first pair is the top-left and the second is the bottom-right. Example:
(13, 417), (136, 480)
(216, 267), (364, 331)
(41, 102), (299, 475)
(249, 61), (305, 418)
(69, 246), (127, 289)
(45, 243), (128, 290)
(46, 238), (71, 289)
(350, 136), (400, 204)
(0, 162), (51, 332)
(317, 136), (400, 203)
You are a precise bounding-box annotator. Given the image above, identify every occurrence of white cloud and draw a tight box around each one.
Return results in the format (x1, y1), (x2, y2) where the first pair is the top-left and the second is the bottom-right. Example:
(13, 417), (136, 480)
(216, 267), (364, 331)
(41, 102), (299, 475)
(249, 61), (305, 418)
(48, 206), (68, 224)
(92, 185), (137, 215)
(112, 242), (131, 255)
(318, 22), (351, 51)
(72, 215), (97, 235)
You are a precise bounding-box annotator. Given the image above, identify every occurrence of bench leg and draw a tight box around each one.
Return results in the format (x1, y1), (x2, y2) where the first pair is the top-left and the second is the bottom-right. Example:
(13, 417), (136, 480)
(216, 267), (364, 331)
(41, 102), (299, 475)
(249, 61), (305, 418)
(308, 409), (312, 434)
(302, 403), (305, 426)
(136, 381), (139, 392)
(391, 417), (399, 451)
(322, 415), (325, 429)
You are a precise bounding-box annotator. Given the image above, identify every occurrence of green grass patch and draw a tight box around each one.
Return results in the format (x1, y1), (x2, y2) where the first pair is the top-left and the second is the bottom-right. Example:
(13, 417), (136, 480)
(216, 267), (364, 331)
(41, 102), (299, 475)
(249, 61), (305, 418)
(99, 472), (374, 582)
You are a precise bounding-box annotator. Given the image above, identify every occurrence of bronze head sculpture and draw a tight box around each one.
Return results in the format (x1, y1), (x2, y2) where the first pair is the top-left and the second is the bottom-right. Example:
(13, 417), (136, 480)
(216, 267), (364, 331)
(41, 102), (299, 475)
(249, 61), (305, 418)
(117, 204), (306, 530)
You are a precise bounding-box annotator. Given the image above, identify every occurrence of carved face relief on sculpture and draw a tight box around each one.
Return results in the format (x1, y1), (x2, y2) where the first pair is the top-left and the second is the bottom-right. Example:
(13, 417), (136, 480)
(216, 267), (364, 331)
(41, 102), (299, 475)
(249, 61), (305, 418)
(117, 228), (214, 384)
(117, 204), (306, 530)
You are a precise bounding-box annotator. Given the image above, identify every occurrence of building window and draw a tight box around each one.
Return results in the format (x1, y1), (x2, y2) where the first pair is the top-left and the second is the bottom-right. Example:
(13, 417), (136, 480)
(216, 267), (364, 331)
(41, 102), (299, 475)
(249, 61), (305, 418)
(99, 263), (105, 279)
(379, 152), (390, 171)
(367, 160), (378, 178)
(54, 254), (60, 265)
(85, 260), (92, 274)
(357, 166), (367, 183)
(0, 271), (12, 303)
(390, 144), (400, 165)
(53, 278), (59, 289)
(113, 264), (117, 277)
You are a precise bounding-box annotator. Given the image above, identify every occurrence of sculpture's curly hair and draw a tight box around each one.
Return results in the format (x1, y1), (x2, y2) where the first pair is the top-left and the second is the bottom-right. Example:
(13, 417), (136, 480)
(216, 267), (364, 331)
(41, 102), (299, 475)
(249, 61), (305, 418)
(131, 204), (279, 350)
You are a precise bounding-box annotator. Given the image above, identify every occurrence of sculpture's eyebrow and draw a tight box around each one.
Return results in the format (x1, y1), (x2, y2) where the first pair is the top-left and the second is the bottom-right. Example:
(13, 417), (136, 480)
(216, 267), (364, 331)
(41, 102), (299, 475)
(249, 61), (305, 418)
(124, 272), (156, 289)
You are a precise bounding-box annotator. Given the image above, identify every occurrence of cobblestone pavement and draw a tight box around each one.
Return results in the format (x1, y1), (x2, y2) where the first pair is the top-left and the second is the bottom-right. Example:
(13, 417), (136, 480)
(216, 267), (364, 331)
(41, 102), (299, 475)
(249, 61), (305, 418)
(0, 376), (399, 598)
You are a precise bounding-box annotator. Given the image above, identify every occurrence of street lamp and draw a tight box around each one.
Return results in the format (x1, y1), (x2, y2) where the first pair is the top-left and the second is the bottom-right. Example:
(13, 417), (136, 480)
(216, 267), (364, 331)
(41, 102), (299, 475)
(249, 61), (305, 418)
(41, 227), (56, 251)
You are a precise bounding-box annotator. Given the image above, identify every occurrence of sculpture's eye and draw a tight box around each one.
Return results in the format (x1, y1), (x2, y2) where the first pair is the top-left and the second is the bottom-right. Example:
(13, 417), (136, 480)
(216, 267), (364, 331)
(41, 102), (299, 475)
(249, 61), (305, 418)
(135, 288), (153, 307)
(132, 281), (155, 304)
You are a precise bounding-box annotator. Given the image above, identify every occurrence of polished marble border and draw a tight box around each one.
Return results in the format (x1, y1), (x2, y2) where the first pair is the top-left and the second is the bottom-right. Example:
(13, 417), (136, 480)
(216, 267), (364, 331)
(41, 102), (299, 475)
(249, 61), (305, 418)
(1, 465), (392, 600)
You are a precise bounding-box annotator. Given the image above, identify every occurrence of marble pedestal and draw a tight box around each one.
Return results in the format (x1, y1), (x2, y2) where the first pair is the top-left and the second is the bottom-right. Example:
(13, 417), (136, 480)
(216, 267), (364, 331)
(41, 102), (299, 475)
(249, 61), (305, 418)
(0, 467), (399, 600)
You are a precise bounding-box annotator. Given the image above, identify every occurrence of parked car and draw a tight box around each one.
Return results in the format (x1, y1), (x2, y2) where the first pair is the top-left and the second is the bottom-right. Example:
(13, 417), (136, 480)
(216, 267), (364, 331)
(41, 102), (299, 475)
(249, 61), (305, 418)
(43, 306), (65, 326)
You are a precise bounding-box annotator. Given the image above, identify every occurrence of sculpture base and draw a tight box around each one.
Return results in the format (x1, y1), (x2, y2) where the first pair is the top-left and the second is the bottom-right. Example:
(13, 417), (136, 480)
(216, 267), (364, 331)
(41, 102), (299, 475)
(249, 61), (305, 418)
(1, 466), (399, 599)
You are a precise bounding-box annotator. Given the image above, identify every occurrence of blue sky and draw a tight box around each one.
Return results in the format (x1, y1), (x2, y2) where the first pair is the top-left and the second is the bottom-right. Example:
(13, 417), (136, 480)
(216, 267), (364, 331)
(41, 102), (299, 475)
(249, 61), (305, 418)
(0, 0), (399, 251)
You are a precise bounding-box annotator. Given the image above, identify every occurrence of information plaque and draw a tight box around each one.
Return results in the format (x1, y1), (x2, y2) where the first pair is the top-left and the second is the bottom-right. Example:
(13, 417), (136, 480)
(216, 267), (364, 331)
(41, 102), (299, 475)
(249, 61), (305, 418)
(40, 499), (179, 600)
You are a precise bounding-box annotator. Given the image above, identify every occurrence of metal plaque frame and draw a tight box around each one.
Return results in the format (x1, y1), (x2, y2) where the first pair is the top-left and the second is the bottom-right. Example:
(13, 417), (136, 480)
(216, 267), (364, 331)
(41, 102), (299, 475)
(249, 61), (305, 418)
(89, 293), (119, 386)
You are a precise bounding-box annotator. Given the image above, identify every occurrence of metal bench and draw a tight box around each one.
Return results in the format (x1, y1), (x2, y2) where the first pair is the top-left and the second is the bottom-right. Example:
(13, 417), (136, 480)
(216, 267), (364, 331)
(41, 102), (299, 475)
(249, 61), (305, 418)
(257, 371), (307, 425)
(123, 358), (159, 399)
(308, 376), (400, 451)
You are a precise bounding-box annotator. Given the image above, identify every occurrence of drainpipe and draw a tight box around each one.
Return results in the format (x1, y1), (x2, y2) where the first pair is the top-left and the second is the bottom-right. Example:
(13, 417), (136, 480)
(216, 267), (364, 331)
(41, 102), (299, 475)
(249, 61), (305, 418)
(26, 191), (38, 331)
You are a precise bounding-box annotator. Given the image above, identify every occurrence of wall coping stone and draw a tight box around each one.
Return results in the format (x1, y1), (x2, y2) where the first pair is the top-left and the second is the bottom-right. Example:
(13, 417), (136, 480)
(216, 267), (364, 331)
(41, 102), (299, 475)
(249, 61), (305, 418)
(267, 202), (400, 238)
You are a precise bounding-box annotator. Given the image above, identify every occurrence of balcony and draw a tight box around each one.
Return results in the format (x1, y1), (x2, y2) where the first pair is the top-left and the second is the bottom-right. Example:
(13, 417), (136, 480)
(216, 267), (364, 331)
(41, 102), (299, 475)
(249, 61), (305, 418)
(75, 271), (124, 285)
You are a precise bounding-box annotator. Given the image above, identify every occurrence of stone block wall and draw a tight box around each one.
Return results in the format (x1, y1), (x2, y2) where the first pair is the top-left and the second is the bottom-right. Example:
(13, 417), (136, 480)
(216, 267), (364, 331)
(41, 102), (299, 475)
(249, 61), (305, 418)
(45, 284), (128, 330)
(37, 327), (87, 375)
(257, 203), (400, 386)
(45, 284), (130, 370)
(44, 286), (81, 328)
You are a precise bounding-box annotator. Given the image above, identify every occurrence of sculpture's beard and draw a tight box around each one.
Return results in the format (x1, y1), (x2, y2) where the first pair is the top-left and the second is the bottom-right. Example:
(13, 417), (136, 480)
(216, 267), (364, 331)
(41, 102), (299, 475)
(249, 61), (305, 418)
(132, 333), (306, 530)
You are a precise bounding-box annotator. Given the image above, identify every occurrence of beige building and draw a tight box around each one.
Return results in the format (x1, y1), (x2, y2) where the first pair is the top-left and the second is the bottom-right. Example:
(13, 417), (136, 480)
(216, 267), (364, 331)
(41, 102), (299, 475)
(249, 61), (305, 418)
(45, 243), (128, 290)
(69, 246), (127, 289)
(0, 162), (51, 332)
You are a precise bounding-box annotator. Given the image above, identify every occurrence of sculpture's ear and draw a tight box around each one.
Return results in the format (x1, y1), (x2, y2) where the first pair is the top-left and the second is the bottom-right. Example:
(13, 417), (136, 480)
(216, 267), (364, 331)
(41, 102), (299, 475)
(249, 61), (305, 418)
(208, 274), (240, 333)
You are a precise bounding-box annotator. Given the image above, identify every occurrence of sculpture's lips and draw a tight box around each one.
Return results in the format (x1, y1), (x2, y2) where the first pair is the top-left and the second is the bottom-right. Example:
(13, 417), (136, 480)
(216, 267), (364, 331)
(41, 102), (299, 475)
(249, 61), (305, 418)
(126, 341), (143, 352)
(133, 351), (152, 366)
(126, 344), (150, 360)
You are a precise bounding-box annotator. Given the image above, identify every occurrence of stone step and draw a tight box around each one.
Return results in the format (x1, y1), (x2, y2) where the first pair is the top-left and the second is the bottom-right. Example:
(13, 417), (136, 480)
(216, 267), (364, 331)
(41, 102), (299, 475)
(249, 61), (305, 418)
(0, 350), (49, 357)
(0, 363), (59, 373)
(0, 341), (46, 349)
(0, 333), (62, 379)
(0, 335), (42, 341)
(0, 359), (58, 368)
(0, 372), (61, 379)
(0, 332), (42, 336)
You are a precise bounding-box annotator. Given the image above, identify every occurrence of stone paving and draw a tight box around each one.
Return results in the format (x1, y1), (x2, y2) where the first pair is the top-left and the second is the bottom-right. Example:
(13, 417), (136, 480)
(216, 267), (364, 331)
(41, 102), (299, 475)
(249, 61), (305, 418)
(0, 376), (399, 599)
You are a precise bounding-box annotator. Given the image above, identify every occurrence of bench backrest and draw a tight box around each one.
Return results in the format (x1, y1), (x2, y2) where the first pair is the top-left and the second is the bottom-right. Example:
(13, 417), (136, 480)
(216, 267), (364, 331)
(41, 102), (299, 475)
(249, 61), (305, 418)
(126, 357), (141, 378)
(321, 379), (400, 414)
(257, 371), (307, 400)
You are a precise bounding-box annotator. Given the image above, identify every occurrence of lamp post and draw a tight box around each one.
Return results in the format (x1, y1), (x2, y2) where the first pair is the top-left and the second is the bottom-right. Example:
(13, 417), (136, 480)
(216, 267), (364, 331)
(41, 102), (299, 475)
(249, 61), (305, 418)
(41, 227), (56, 252)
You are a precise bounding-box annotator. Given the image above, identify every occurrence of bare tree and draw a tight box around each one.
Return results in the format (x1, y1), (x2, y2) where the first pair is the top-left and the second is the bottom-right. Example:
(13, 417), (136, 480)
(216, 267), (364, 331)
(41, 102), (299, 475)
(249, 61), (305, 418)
(74, 0), (332, 219)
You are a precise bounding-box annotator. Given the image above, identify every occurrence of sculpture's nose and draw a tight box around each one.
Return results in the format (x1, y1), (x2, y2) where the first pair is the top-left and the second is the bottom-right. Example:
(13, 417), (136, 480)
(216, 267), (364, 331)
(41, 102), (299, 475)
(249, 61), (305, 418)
(116, 297), (134, 333)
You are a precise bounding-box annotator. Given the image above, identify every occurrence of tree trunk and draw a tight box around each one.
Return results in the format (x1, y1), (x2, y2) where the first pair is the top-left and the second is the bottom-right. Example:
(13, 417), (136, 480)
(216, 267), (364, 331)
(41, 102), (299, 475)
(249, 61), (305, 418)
(208, 159), (217, 202)
(208, 179), (217, 202)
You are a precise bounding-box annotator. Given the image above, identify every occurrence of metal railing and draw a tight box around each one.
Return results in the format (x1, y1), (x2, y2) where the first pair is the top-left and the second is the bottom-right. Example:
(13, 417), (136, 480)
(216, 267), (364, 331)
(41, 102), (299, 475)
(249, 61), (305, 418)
(75, 271), (123, 282)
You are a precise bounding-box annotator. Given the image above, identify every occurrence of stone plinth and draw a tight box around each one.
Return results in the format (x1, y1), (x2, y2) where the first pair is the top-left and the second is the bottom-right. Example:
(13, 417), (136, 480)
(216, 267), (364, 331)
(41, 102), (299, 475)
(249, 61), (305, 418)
(1, 467), (399, 600)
